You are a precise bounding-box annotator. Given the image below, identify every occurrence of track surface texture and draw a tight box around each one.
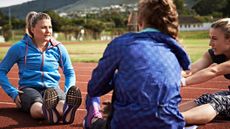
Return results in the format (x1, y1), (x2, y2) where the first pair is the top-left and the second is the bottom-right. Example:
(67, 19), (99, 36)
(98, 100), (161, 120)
(0, 63), (229, 129)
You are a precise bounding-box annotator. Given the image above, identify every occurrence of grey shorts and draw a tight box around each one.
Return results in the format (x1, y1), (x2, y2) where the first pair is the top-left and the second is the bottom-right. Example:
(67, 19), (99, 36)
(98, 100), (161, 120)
(19, 87), (65, 112)
(194, 90), (230, 117)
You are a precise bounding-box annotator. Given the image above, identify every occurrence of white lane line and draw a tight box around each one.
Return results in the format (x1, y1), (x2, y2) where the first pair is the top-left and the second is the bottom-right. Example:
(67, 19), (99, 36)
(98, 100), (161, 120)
(183, 87), (227, 91)
(0, 102), (87, 111)
(0, 102), (15, 105)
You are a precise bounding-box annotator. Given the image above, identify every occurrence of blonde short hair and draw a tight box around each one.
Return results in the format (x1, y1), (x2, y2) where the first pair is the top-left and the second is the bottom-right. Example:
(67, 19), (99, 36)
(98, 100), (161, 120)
(211, 18), (230, 39)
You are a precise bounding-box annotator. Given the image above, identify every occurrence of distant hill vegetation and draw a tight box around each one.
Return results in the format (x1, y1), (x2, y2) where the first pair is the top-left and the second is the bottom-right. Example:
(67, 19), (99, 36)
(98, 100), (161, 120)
(0, 0), (199, 19)
(184, 0), (199, 9)
(0, 0), (138, 19)
(0, 0), (79, 19)
(56, 0), (138, 13)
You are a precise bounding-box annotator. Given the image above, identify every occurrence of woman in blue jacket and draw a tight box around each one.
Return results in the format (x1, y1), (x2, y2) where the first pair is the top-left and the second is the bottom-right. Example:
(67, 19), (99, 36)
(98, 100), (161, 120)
(83, 0), (191, 129)
(0, 12), (82, 124)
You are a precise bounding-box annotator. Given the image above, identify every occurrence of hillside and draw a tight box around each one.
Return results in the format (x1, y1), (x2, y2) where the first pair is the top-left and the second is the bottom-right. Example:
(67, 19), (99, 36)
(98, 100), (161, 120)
(184, 0), (199, 9)
(56, 0), (138, 13)
(0, 0), (197, 19)
(0, 0), (79, 19)
(0, 0), (138, 19)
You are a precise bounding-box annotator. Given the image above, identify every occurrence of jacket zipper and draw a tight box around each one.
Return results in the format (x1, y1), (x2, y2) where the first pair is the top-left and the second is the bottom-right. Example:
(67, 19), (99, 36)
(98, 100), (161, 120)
(40, 52), (45, 86)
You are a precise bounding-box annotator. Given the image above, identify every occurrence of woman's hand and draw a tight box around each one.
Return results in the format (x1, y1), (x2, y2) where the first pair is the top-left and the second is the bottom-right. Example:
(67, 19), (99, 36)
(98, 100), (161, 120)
(209, 63), (218, 67)
(181, 70), (192, 78)
(181, 70), (192, 87)
(14, 90), (24, 108)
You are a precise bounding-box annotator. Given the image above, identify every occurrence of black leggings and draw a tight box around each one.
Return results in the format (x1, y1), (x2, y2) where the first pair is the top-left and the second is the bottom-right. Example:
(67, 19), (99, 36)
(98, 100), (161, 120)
(195, 90), (230, 117)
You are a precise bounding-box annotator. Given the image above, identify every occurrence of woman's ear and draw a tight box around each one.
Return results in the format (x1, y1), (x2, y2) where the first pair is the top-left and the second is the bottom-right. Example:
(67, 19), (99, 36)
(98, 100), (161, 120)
(138, 23), (142, 31)
(138, 22), (144, 31)
(225, 38), (230, 51)
(30, 27), (35, 35)
(227, 38), (230, 45)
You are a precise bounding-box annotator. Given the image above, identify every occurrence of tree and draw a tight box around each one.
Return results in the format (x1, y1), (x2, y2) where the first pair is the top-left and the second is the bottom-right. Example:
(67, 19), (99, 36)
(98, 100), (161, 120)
(84, 19), (105, 40)
(192, 0), (227, 16)
(222, 0), (230, 17)
(174, 0), (184, 14)
(11, 17), (24, 29)
(0, 11), (8, 27)
(2, 24), (12, 41)
(61, 25), (75, 40)
(45, 10), (65, 32)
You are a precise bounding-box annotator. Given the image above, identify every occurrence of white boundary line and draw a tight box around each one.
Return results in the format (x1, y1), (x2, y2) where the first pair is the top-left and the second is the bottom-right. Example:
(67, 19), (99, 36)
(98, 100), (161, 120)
(183, 87), (228, 91)
(0, 102), (87, 111)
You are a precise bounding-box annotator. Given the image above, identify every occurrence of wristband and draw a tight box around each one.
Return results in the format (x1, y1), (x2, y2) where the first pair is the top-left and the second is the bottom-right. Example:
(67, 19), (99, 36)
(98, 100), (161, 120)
(181, 77), (186, 87)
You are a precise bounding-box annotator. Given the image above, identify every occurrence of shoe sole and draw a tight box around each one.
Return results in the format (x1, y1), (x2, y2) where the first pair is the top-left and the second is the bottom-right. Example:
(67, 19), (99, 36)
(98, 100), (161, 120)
(63, 86), (82, 124)
(66, 86), (82, 107)
(42, 88), (60, 124)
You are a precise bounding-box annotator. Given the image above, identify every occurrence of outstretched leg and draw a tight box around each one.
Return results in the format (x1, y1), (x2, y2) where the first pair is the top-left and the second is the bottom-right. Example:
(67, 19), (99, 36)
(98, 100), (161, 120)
(179, 101), (197, 112)
(180, 91), (230, 125)
(181, 103), (218, 124)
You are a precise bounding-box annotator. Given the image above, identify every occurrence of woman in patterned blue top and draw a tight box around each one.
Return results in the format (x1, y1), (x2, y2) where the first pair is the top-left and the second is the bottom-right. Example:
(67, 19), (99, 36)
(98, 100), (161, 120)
(83, 0), (191, 129)
(180, 18), (230, 125)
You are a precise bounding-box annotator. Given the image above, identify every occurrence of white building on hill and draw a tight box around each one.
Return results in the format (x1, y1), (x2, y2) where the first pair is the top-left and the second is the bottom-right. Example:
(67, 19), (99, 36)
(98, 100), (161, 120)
(127, 13), (213, 32)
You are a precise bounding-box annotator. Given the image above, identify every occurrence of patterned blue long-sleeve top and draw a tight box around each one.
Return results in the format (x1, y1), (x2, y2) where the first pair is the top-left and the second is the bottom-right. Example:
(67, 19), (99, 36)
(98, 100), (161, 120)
(88, 28), (190, 129)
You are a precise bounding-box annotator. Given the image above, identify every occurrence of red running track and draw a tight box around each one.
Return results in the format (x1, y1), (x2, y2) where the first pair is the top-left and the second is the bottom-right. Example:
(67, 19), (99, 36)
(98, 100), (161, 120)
(0, 63), (230, 129)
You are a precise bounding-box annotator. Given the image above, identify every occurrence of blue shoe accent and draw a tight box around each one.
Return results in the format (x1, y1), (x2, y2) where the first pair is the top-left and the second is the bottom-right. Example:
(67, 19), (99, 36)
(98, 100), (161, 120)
(83, 96), (102, 129)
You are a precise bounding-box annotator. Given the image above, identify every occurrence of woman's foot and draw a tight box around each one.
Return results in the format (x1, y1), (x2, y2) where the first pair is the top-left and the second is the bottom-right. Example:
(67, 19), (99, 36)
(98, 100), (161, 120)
(42, 88), (60, 124)
(83, 96), (103, 129)
(62, 86), (82, 124)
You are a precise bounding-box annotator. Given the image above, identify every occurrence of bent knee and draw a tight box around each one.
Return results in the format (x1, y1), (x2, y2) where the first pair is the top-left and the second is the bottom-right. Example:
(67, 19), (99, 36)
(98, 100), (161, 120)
(30, 102), (43, 118)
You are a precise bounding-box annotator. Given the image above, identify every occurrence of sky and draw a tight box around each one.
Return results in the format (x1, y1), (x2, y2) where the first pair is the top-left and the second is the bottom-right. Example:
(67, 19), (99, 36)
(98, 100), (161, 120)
(0, 0), (34, 8)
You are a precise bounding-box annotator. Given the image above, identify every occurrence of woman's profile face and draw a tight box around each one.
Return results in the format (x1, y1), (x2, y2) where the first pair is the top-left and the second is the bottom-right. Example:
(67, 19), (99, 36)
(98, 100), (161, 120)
(209, 28), (230, 55)
(31, 19), (52, 43)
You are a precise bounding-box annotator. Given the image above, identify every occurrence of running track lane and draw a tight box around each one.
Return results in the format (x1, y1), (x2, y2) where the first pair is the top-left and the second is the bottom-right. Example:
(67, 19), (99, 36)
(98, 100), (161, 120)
(0, 63), (230, 129)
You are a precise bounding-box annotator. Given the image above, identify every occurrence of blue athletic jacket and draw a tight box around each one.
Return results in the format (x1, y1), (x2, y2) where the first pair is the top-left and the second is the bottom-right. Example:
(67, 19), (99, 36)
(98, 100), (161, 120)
(0, 34), (75, 100)
(88, 29), (191, 129)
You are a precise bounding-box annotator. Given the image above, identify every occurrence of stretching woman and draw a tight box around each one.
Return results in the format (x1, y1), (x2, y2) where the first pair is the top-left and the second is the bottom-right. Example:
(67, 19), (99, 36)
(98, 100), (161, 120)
(180, 18), (230, 124)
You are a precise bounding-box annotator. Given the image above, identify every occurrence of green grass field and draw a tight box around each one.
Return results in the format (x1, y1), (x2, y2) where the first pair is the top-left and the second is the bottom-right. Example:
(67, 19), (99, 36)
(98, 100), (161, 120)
(182, 38), (209, 62)
(65, 38), (210, 62)
(65, 42), (108, 62)
(0, 31), (210, 63)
